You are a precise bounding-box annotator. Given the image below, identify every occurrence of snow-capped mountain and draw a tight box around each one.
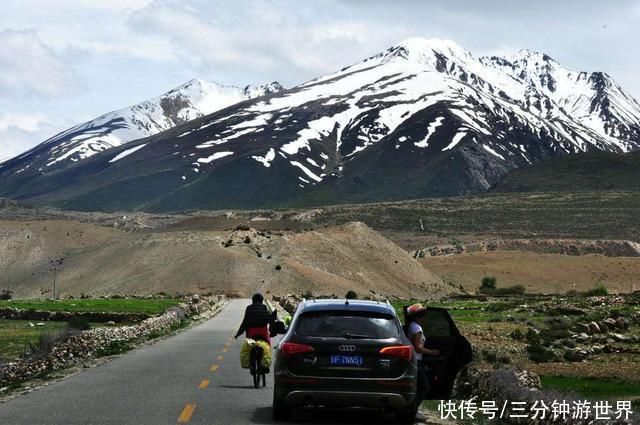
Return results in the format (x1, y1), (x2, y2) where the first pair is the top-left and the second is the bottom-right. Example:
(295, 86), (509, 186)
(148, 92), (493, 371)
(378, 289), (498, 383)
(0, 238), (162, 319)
(5, 79), (283, 169)
(1, 38), (639, 211)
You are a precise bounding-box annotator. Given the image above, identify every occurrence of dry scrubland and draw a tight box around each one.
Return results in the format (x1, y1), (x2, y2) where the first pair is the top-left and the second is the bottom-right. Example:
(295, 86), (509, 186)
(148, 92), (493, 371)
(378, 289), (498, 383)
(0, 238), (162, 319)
(423, 251), (640, 294)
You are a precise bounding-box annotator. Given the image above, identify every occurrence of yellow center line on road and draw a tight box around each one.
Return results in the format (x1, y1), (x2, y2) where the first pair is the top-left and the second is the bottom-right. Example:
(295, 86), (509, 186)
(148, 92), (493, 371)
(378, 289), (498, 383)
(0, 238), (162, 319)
(198, 379), (210, 389)
(217, 355), (224, 361)
(222, 348), (228, 353)
(224, 341), (231, 347)
(209, 364), (219, 372)
(177, 404), (196, 423)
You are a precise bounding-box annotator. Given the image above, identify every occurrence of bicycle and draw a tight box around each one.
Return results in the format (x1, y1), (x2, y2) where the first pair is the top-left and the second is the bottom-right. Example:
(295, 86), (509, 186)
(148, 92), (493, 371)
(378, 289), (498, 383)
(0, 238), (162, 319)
(249, 341), (268, 388)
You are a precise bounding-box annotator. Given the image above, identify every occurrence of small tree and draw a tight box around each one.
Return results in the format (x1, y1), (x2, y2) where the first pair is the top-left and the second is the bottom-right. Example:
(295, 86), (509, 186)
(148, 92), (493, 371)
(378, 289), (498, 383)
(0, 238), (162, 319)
(345, 290), (358, 300)
(0, 288), (13, 300)
(479, 276), (497, 294)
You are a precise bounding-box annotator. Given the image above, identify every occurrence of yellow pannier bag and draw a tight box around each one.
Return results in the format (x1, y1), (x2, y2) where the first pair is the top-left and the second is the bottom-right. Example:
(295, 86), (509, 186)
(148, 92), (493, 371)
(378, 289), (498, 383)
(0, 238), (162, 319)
(240, 339), (272, 369)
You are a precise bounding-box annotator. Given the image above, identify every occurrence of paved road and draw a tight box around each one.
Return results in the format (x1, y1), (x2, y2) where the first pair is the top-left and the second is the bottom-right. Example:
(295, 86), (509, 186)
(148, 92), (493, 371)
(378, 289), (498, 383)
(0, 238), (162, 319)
(0, 299), (401, 424)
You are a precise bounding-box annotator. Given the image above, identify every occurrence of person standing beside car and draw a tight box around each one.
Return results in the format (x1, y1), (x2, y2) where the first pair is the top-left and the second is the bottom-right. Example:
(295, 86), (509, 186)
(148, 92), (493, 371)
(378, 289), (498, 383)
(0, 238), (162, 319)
(406, 303), (440, 417)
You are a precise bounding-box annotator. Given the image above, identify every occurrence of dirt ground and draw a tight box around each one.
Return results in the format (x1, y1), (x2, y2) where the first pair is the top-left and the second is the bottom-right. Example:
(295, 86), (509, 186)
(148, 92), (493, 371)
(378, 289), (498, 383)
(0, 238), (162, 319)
(421, 251), (640, 294)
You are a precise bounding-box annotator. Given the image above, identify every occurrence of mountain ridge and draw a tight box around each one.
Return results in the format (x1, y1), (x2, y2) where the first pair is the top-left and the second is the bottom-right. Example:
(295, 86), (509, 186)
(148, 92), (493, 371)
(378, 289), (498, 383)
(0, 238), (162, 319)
(1, 37), (639, 212)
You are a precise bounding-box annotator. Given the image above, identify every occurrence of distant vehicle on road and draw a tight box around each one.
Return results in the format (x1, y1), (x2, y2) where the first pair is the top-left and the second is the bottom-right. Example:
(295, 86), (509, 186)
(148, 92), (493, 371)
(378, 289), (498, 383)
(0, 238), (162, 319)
(271, 299), (419, 423)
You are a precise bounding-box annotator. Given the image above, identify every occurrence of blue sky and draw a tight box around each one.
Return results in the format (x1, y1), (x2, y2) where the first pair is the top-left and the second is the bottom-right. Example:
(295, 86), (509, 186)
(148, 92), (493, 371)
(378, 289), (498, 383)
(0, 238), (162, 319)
(1, 0), (639, 160)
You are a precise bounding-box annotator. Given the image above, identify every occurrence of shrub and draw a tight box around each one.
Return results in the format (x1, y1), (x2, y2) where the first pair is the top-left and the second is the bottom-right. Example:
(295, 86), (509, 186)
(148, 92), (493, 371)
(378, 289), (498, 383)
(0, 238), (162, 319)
(68, 316), (91, 331)
(481, 349), (498, 364)
(586, 284), (608, 296)
(96, 340), (133, 357)
(485, 301), (520, 312)
(345, 290), (358, 299)
(26, 329), (75, 359)
(479, 277), (497, 293)
(494, 285), (526, 295)
(0, 288), (13, 300)
(526, 341), (557, 363)
(275, 264), (282, 271)
(509, 328), (525, 340)
(234, 224), (250, 231)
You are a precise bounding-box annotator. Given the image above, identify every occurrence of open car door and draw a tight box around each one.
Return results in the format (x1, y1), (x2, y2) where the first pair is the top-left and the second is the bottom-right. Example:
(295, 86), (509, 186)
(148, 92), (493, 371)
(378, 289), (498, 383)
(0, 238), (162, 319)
(403, 306), (472, 399)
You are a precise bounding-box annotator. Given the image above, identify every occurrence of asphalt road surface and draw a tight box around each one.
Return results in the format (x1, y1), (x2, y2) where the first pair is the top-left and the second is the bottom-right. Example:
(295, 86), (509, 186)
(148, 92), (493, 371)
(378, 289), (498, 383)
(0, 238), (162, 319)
(0, 299), (403, 424)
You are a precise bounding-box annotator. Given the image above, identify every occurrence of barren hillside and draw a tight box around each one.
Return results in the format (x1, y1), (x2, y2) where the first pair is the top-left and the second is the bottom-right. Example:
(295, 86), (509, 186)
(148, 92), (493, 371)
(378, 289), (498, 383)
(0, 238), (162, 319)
(0, 220), (453, 300)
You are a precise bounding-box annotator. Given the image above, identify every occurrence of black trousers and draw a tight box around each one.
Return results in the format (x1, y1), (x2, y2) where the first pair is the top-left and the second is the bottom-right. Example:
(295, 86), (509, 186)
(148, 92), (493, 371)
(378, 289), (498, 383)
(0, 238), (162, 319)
(416, 359), (430, 407)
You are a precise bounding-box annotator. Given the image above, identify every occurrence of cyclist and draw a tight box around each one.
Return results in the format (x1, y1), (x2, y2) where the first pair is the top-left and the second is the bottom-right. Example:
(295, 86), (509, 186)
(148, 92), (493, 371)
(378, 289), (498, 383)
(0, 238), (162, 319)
(234, 293), (277, 344)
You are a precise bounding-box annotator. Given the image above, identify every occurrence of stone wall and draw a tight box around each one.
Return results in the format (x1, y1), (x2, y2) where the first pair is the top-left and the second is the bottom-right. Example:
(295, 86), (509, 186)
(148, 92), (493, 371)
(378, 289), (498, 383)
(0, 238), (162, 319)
(0, 295), (226, 387)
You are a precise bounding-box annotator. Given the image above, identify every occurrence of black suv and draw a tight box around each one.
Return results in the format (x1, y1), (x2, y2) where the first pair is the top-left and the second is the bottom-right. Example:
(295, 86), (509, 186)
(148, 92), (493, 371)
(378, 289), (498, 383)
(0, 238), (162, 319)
(272, 299), (419, 423)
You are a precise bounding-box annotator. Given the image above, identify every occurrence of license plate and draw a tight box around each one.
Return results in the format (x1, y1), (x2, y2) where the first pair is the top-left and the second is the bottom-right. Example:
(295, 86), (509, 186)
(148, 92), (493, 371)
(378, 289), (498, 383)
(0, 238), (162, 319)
(330, 354), (364, 367)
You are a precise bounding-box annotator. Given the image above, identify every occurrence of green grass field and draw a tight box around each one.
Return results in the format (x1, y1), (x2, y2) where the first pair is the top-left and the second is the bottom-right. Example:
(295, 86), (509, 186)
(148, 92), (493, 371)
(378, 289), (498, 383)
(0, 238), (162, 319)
(0, 319), (69, 362)
(0, 299), (181, 315)
(541, 376), (640, 405)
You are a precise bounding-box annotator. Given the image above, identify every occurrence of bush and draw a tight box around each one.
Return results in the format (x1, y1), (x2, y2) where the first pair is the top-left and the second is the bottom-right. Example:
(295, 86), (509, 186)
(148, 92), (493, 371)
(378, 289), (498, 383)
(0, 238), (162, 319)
(586, 284), (608, 296)
(481, 349), (498, 364)
(494, 285), (526, 296)
(479, 277), (497, 293)
(275, 264), (282, 271)
(526, 341), (557, 363)
(509, 328), (525, 340)
(345, 290), (358, 299)
(96, 340), (133, 357)
(485, 301), (520, 312)
(0, 288), (13, 300)
(26, 329), (75, 359)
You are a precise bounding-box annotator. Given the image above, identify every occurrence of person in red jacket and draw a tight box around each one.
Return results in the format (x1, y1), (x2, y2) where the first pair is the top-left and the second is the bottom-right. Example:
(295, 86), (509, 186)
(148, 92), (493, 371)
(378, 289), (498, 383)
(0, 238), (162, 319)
(234, 293), (277, 345)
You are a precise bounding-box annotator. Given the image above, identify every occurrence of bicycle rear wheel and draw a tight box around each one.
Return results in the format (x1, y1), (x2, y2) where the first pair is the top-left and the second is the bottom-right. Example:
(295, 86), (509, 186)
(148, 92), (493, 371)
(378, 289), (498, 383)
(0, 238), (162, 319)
(253, 366), (260, 388)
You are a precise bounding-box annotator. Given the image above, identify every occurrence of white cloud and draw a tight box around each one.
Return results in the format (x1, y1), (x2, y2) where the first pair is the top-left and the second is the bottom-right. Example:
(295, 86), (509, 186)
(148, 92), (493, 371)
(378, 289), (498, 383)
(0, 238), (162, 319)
(0, 112), (64, 161)
(0, 29), (82, 99)
(126, 0), (408, 84)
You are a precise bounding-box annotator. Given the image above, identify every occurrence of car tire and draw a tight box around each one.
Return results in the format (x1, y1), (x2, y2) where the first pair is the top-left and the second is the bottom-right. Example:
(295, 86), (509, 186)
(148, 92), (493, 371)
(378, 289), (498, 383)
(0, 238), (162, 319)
(395, 405), (418, 424)
(272, 393), (292, 421)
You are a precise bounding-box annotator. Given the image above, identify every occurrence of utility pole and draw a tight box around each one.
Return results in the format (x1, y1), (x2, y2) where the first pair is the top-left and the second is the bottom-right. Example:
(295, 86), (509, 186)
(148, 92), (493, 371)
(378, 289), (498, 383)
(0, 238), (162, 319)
(48, 256), (64, 300)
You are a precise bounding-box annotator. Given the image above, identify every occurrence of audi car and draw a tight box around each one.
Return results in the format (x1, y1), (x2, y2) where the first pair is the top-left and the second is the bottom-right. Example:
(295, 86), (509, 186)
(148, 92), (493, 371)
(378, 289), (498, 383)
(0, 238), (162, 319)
(272, 299), (419, 423)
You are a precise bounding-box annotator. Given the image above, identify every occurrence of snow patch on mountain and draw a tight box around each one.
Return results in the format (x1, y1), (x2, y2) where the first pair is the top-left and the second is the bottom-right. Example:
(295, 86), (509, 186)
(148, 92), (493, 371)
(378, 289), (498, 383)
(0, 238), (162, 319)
(109, 143), (148, 163)
(415, 117), (444, 148)
(197, 151), (234, 164)
(252, 148), (276, 167)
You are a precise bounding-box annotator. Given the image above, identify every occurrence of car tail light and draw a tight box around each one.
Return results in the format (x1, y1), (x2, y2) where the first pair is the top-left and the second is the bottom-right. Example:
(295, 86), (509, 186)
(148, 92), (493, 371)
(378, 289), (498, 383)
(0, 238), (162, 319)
(379, 345), (413, 361)
(280, 342), (314, 357)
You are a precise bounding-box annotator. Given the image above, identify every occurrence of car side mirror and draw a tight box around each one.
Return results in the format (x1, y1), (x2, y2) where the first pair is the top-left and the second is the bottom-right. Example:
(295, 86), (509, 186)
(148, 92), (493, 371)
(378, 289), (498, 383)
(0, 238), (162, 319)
(270, 320), (287, 336)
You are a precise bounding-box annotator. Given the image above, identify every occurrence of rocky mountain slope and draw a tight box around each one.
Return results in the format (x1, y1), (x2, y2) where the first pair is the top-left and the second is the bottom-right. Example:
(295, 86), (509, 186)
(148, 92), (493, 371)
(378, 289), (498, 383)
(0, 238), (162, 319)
(1, 38), (639, 211)
(491, 151), (640, 193)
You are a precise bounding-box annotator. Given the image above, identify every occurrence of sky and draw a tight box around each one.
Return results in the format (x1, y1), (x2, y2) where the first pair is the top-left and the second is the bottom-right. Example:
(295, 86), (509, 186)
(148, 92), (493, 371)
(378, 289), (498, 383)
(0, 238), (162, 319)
(1, 0), (639, 160)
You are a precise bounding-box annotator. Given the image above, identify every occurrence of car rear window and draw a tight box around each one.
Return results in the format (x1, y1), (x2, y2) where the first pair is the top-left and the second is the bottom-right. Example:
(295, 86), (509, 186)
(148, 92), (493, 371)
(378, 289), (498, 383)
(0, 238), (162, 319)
(295, 310), (400, 339)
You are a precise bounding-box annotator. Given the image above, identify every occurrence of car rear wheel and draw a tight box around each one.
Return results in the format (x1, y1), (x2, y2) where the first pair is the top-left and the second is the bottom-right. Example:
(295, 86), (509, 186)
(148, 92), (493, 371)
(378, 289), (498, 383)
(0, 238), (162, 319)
(272, 392), (292, 421)
(395, 404), (418, 424)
